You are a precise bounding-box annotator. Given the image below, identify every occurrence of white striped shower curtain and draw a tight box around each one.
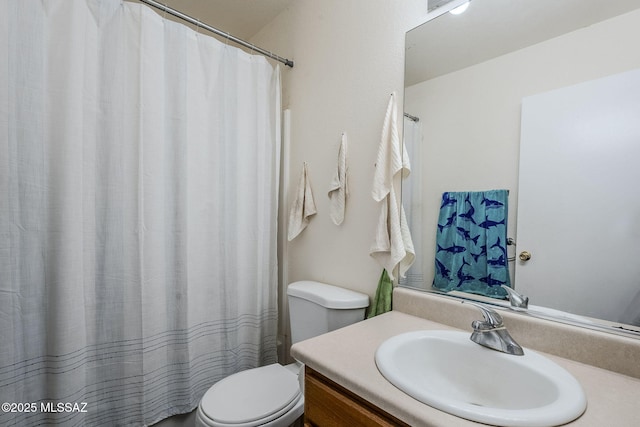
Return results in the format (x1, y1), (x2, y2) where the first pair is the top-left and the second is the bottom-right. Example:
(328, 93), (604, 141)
(0, 0), (281, 425)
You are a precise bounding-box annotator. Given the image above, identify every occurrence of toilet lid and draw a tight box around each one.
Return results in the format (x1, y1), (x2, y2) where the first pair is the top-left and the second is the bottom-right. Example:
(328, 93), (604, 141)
(200, 364), (301, 425)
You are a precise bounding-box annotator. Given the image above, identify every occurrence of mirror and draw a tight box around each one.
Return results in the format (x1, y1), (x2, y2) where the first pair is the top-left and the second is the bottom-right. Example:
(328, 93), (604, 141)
(402, 0), (640, 336)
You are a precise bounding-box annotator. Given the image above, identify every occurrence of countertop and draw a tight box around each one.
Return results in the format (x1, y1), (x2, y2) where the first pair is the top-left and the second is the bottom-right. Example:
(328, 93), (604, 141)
(291, 311), (640, 427)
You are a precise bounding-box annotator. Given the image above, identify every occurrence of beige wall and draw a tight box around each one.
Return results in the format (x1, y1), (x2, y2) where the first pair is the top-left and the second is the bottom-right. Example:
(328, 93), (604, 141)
(404, 8), (640, 288)
(252, 3), (640, 359)
(252, 0), (427, 356)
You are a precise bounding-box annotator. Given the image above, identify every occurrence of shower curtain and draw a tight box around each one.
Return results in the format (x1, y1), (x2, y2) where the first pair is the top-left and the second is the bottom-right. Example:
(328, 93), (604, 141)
(399, 117), (424, 288)
(0, 1), (280, 426)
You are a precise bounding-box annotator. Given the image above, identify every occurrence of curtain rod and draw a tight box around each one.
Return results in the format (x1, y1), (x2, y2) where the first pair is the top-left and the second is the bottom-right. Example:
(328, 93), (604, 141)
(138, 0), (294, 68)
(404, 112), (420, 122)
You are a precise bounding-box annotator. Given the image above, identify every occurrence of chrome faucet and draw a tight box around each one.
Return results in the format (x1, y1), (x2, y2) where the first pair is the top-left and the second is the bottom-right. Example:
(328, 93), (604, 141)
(501, 285), (529, 310)
(465, 302), (524, 356)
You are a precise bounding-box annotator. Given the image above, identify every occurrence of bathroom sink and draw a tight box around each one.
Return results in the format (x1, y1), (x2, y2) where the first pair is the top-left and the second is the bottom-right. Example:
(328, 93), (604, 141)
(375, 330), (587, 427)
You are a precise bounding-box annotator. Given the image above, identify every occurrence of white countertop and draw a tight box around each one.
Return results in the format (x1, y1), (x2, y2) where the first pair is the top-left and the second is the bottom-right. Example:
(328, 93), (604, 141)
(291, 311), (640, 427)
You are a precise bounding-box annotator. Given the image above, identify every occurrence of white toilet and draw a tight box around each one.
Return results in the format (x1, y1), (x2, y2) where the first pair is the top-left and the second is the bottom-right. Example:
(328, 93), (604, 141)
(195, 280), (369, 427)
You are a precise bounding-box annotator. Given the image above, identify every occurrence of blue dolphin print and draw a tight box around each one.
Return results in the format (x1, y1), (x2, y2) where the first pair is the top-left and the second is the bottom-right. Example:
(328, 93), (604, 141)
(438, 212), (457, 232)
(459, 201), (476, 224)
(487, 254), (506, 267)
(441, 192), (456, 208)
(480, 274), (506, 287)
(435, 258), (451, 279)
(490, 237), (507, 259)
(437, 244), (466, 254)
(481, 196), (504, 208)
(456, 262), (475, 287)
(478, 217), (505, 229)
(471, 246), (487, 262)
(456, 227), (480, 245)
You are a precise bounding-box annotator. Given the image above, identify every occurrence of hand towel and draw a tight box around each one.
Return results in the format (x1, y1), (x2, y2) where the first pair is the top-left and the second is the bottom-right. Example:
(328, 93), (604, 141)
(288, 162), (317, 241)
(367, 269), (393, 319)
(370, 93), (415, 280)
(369, 185), (415, 280)
(372, 92), (410, 203)
(328, 133), (349, 225)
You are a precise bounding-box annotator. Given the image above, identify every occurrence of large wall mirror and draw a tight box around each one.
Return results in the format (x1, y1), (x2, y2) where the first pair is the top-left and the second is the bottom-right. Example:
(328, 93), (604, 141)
(402, 0), (640, 336)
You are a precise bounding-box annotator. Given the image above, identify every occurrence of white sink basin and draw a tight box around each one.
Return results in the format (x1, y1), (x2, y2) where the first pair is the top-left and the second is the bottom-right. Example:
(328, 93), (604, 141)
(375, 330), (587, 427)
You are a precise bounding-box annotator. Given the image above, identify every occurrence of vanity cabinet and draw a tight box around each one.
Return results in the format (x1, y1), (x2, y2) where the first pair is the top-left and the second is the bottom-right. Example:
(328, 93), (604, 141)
(303, 367), (409, 427)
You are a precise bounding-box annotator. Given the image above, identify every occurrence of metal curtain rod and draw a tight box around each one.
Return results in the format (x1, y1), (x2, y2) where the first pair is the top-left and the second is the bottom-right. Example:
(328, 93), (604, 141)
(404, 112), (420, 122)
(138, 0), (294, 68)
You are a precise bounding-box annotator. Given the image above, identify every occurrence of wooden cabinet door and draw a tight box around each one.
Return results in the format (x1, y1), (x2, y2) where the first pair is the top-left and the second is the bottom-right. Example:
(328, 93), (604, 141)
(304, 367), (409, 427)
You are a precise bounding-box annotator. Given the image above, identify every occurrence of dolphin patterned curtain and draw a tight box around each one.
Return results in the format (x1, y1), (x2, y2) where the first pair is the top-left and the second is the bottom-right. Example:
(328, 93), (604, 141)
(432, 190), (510, 298)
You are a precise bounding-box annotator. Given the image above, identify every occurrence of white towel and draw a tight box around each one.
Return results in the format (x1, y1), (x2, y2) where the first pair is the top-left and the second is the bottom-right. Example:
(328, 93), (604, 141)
(370, 93), (415, 280)
(328, 133), (349, 225)
(370, 186), (415, 280)
(372, 92), (410, 203)
(288, 162), (317, 241)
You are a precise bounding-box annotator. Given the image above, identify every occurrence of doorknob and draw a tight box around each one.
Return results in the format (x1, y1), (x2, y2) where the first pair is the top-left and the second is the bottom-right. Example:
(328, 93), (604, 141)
(519, 251), (532, 261)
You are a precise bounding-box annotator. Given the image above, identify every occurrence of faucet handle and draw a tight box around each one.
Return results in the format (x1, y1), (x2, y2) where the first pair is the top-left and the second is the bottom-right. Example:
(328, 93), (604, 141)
(501, 285), (529, 309)
(464, 301), (503, 328)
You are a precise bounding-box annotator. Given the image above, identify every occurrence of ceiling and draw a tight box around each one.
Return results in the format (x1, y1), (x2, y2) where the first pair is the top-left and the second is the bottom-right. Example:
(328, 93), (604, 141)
(129, 0), (293, 40)
(406, 0), (640, 86)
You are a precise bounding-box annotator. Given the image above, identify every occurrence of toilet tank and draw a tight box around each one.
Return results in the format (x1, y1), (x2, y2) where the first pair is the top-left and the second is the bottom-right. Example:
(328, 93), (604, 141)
(287, 281), (370, 345)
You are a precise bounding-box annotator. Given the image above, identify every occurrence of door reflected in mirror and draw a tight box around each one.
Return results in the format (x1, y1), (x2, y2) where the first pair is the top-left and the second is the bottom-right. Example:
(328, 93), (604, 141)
(402, 0), (640, 334)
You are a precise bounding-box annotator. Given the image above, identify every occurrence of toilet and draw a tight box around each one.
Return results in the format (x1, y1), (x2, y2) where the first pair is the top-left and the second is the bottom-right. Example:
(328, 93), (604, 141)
(195, 280), (369, 427)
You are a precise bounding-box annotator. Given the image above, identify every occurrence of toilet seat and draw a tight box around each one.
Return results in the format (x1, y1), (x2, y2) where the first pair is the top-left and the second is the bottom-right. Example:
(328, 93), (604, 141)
(198, 363), (303, 427)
